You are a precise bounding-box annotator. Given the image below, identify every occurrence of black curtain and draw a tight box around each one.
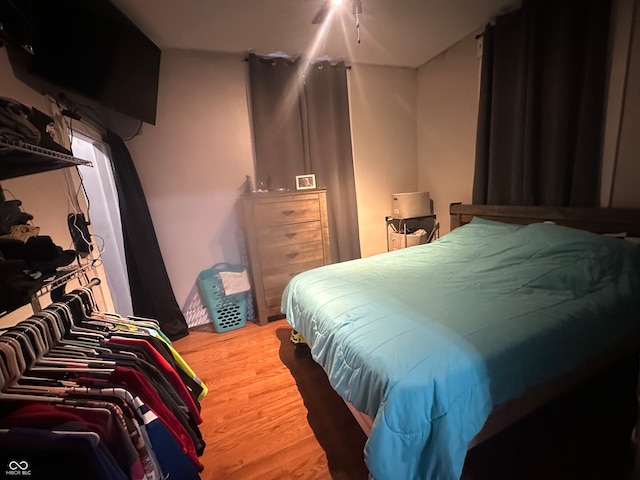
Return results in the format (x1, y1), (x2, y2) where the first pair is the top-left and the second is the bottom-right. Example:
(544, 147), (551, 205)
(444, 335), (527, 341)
(248, 53), (361, 262)
(473, 0), (611, 206)
(104, 130), (189, 340)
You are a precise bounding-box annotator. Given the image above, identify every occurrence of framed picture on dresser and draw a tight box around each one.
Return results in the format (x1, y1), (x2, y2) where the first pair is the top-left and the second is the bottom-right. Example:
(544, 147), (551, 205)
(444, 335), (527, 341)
(295, 174), (316, 190)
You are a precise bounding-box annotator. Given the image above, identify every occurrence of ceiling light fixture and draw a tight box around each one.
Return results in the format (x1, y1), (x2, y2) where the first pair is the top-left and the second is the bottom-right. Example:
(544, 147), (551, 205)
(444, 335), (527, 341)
(353, 0), (363, 44)
(310, 0), (363, 45)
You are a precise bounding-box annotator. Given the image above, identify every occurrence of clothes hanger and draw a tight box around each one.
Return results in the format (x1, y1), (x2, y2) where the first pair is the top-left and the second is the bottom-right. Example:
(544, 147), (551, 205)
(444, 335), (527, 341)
(11, 323), (47, 360)
(0, 342), (19, 389)
(0, 335), (27, 376)
(0, 330), (35, 371)
(0, 367), (65, 402)
(47, 302), (105, 343)
(75, 286), (160, 330)
(17, 319), (114, 369)
(30, 311), (99, 358)
(60, 292), (117, 333)
(61, 292), (164, 344)
(58, 301), (109, 338)
(0, 325), (71, 385)
(28, 310), (64, 345)
(0, 321), (113, 396)
(0, 349), (10, 388)
(0, 298), (109, 402)
(0, 312), (101, 401)
(20, 318), (54, 352)
(78, 286), (99, 312)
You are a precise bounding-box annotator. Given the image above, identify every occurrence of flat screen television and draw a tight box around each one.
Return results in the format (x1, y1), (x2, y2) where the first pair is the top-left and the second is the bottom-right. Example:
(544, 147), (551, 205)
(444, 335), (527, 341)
(0, 0), (161, 125)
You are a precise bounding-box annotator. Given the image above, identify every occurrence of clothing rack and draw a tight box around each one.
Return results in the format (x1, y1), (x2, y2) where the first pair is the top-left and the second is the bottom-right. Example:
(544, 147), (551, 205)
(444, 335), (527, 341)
(0, 284), (208, 479)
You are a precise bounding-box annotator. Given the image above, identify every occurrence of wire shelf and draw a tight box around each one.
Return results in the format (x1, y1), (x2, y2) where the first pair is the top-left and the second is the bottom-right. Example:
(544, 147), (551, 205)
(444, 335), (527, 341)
(0, 137), (92, 180)
(37, 263), (95, 297)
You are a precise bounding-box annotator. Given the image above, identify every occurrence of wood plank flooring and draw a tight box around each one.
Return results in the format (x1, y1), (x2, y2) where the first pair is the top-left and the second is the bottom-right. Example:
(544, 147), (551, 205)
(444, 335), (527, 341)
(174, 319), (638, 480)
(174, 319), (369, 480)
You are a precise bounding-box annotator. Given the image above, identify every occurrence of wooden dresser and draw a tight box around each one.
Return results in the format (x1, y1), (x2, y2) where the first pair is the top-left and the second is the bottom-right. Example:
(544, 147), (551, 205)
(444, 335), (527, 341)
(242, 189), (331, 325)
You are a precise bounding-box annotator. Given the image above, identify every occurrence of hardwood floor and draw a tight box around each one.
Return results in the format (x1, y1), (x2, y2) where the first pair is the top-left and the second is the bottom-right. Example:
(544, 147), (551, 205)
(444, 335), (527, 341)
(174, 319), (369, 480)
(174, 319), (638, 480)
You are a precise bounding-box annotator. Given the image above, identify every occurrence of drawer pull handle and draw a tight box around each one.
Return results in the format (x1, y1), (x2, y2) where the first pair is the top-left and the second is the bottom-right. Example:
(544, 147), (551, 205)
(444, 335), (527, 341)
(284, 233), (297, 239)
(287, 252), (299, 259)
(282, 210), (295, 216)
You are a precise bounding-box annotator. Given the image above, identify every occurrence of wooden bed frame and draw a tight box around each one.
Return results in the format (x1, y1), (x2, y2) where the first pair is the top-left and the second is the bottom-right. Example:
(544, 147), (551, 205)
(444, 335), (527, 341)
(346, 203), (640, 474)
(450, 204), (640, 451)
(450, 203), (640, 237)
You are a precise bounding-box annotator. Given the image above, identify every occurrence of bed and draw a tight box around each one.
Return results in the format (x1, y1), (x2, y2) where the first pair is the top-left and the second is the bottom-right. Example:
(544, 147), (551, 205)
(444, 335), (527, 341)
(281, 203), (640, 480)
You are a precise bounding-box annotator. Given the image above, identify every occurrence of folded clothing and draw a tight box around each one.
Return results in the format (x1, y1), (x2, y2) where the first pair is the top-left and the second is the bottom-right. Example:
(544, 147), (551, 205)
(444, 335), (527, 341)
(0, 259), (44, 313)
(0, 199), (34, 235)
(0, 235), (77, 274)
(27, 108), (73, 155)
(0, 98), (72, 155)
(0, 97), (41, 144)
(0, 224), (41, 242)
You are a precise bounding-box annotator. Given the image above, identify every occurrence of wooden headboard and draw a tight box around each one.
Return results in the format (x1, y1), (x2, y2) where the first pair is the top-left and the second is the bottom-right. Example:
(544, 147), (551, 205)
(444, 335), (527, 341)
(450, 203), (640, 237)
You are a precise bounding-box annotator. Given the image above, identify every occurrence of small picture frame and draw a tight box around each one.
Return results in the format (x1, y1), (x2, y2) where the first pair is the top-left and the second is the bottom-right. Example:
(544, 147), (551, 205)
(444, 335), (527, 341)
(296, 174), (316, 190)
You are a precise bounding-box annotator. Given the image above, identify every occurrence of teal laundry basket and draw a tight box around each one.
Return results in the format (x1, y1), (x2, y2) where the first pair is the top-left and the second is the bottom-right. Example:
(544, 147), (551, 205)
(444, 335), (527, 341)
(198, 263), (248, 333)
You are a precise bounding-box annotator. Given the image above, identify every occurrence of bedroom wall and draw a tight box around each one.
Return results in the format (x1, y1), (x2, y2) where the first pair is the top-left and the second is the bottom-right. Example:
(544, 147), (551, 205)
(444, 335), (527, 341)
(126, 49), (417, 311)
(348, 64), (418, 258)
(610, 0), (640, 207)
(125, 50), (254, 314)
(416, 32), (481, 235)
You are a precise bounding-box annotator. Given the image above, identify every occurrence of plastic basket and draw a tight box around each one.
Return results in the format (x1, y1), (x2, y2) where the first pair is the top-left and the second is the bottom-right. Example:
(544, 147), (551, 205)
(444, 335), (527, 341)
(197, 263), (248, 333)
(388, 231), (428, 251)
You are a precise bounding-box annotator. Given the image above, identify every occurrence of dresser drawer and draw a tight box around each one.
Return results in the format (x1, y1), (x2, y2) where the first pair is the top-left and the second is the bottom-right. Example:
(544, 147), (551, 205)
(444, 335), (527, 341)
(264, 299), (285, 317)
(254, 199), (320, 227)
(257, 221), (323, 249)
(259, 240), (324, 269)
(261, 259), (325, 290)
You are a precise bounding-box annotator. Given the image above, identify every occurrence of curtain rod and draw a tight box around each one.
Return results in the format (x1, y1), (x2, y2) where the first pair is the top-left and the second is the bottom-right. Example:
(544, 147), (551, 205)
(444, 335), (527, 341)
(243, 56), (351, 69)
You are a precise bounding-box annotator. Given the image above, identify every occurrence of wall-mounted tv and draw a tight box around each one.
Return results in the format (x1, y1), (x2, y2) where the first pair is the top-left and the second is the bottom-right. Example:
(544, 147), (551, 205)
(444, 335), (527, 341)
(0, 0), (161, 125)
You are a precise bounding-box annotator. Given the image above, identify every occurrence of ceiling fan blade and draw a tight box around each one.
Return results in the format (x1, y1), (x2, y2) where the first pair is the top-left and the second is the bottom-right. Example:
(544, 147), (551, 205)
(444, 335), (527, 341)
(311, 3), (329, 24)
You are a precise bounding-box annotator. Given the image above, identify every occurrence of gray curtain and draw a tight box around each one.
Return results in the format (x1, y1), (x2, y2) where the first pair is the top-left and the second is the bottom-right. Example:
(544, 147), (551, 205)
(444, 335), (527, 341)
(473, 0), (611, 206)
(304, 61), (360, 262)
(248, 55), (305, 191)
(248, 53), (361, 262)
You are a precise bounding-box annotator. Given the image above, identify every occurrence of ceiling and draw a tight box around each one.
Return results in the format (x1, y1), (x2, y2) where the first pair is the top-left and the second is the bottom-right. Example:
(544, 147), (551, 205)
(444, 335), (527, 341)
(110, 0), (518, 68)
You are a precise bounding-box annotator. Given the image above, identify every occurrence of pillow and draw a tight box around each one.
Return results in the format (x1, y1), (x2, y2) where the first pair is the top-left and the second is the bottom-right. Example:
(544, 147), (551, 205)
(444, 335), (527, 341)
(469, 216), (523, 230)
(601, 232), (640, 249)
(603, 232), (627, 239)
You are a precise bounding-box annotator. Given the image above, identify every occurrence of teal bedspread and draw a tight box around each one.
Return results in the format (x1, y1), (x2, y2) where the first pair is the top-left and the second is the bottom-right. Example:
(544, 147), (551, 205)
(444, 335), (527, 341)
(281, 219), (640, 480)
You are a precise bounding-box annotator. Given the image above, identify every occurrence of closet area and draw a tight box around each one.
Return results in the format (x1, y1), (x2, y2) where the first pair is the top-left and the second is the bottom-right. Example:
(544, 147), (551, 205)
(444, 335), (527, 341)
(0, 135), (208, 479)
